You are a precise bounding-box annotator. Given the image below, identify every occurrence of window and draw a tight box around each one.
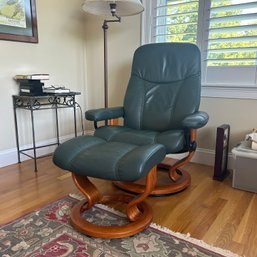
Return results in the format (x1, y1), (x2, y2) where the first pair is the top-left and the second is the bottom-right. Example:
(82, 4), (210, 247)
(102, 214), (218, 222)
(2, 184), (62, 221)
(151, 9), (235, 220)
(142, 0), (257, 99)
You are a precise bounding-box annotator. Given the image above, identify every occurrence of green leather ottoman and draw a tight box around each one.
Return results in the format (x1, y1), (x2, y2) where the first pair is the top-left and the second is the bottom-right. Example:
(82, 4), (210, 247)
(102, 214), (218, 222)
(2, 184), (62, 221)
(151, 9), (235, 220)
(53, 135), (166, 238)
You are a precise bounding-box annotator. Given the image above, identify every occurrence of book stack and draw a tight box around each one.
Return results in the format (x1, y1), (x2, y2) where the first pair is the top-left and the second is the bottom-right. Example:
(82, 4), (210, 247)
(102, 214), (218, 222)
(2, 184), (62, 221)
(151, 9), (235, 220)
(14, 74), (49, 96)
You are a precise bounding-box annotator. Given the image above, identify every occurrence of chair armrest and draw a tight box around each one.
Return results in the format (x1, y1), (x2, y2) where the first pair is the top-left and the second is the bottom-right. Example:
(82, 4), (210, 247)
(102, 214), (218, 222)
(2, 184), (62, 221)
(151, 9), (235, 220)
(85, 106), (124, 122)
(182, 111), (209, 129)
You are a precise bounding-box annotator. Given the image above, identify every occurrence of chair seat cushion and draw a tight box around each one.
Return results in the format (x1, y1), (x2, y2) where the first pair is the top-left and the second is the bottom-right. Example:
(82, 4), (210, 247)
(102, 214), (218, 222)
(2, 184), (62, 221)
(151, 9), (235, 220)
(53, 136), (166, 181)
(94, 126), (186, 153)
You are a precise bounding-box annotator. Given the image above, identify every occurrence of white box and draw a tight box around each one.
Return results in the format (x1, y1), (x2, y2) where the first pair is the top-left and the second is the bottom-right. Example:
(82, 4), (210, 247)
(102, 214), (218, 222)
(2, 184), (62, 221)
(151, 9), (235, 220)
(232, 146), (257, 193)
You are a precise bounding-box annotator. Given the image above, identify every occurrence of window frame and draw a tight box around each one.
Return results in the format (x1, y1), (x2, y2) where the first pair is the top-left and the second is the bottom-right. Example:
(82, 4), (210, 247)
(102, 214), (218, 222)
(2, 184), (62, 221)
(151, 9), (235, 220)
(141, 0), (257, 99)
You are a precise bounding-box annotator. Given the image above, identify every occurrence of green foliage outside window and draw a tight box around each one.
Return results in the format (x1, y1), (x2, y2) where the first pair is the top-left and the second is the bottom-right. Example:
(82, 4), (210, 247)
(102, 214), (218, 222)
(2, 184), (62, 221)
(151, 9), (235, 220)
(157, 0), (257, 66)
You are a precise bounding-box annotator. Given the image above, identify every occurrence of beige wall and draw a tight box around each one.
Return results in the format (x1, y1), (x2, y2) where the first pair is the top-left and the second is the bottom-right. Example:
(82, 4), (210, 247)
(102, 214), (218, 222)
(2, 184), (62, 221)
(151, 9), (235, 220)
(0, 0), (85, 151)
(199, 98), (257, 151)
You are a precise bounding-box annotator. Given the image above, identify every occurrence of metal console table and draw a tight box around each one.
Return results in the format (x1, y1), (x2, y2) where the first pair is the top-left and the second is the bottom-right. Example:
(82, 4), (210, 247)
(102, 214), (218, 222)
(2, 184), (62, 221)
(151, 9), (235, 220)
(13, 92), (81, 172)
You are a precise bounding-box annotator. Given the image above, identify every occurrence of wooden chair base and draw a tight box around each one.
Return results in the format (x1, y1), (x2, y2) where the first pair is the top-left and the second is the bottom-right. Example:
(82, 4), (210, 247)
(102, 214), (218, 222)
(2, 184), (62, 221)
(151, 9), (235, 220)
(113, 169), (191, 196)
(70, 167), (157, 238)
(70, 195), (152, 238)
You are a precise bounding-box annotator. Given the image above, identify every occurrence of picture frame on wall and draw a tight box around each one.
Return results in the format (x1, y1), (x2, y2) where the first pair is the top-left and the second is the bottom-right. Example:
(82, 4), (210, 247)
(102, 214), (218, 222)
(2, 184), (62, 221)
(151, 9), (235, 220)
(0, 0), (38, 43)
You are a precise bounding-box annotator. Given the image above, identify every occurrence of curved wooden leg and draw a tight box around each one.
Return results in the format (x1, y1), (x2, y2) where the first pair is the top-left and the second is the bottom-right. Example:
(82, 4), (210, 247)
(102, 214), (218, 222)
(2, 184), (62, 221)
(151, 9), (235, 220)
(72, 173), (102, 211)
(126, 167), (157, 221)
(70, 168), (157, 238)
(168, 152), (194, 182)
(169, 129), (196, 182)
(113, 130), (196, 196)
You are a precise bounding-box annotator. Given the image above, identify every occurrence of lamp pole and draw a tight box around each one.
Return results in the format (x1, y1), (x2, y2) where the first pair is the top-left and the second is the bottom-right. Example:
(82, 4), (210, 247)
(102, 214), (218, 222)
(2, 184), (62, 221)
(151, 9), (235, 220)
(102, 4), (121, 108)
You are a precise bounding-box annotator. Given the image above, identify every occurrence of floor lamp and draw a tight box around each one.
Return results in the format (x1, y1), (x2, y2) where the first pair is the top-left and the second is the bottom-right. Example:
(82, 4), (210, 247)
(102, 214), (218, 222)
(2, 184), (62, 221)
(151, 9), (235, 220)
(82, 0), (144, 108)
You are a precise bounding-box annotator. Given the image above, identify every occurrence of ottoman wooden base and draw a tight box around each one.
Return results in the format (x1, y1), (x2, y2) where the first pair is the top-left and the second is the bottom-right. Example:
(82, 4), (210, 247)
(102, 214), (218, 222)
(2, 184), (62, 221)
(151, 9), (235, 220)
(70, 168), (157, 238)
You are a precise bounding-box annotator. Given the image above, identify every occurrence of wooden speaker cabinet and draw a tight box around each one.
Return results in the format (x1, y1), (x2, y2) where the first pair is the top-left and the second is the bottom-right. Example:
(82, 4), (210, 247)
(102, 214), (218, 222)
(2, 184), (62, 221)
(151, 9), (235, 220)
(213, 124), (230, 181)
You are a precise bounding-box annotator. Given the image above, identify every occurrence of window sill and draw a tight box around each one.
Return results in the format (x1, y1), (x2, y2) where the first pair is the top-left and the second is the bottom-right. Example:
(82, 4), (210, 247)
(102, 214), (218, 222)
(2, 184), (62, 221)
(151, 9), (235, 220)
(201, 84), (257, 99)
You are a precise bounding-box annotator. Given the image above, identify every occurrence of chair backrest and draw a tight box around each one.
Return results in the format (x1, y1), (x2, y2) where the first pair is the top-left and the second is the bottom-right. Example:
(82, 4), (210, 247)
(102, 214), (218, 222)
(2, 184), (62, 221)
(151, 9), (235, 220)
(123, 43), (201, 132)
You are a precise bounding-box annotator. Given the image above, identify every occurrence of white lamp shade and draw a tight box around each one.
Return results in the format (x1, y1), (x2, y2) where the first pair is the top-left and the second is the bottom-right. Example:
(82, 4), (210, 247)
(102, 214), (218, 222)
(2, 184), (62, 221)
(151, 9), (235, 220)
(82, 0), (144, 17)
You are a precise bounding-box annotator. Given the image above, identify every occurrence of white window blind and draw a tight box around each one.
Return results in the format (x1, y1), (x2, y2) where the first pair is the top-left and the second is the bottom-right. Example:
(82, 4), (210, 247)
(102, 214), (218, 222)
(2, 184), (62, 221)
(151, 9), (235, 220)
(203, 0), (257, 88)
(142, 0), (257, 99)
(154, 0), (199, 44)
(206, 0), (257, 67)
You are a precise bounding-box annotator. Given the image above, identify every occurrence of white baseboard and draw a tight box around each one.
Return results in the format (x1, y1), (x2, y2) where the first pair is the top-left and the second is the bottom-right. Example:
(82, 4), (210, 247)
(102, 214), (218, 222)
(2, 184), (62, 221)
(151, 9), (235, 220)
(0, 148), (20, 168)
(163, 148), (234, 170)
(191, 148), (234, 170)
(0, 134), (234, 170)
(0, 133), (79, 168)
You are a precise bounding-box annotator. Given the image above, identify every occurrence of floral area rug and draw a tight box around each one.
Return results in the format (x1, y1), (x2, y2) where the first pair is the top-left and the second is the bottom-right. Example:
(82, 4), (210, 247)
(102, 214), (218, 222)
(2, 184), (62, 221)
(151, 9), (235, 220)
(0, 195), (241, 257)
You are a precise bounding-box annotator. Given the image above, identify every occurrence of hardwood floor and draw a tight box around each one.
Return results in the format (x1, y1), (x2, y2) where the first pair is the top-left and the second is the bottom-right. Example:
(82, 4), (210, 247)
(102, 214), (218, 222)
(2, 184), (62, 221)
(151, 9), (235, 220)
(0, 156), (256, 257)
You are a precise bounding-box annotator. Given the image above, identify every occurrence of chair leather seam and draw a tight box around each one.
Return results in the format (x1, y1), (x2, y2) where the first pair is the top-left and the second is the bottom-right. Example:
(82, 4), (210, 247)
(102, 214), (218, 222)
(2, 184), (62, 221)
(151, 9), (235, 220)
(131, 72), (200, 84)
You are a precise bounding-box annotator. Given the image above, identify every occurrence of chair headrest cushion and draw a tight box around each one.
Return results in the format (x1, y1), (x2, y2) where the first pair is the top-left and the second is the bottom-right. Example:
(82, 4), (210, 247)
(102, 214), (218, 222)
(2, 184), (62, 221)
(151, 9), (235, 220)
(132, 43), (201, 83)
